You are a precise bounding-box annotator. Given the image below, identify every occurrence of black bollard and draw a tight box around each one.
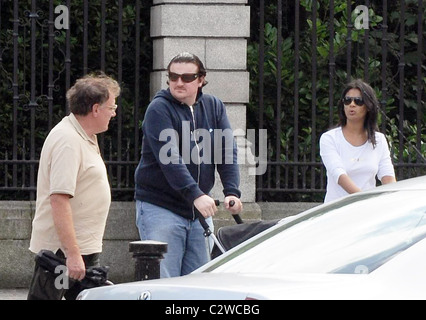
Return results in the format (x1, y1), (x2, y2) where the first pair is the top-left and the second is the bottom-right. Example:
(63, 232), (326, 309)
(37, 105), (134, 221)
(129, 240), (168, 281)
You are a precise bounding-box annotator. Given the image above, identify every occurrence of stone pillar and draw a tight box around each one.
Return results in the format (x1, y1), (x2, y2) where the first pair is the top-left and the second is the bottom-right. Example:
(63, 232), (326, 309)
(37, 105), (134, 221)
(150, 0), (259, 219)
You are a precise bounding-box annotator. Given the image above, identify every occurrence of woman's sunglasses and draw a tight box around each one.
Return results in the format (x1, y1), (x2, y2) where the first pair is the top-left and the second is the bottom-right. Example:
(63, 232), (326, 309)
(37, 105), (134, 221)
(168, 72), (200, 83)
(343, 96), (364, 106)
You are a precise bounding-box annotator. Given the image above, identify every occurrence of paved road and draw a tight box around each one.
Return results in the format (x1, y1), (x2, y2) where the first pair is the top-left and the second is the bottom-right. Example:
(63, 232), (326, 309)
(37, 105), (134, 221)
(0, 289), (28, 300)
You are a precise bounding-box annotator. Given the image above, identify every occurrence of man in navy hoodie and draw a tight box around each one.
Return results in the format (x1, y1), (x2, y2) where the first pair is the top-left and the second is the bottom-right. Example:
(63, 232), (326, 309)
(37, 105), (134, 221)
(134, 52), (242, 278)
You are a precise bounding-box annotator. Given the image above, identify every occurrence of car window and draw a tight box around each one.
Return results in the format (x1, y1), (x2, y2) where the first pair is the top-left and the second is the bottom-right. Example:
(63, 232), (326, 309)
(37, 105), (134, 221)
(203, 190), (426, 275)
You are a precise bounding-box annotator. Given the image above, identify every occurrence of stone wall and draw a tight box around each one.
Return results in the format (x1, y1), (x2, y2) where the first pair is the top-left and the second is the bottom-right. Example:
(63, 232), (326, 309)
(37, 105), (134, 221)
(0, 201), (319, 288)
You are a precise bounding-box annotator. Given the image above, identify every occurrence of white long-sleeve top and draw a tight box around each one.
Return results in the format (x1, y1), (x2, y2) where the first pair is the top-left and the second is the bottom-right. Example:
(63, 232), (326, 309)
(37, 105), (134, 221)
(319, 127), (395, 203)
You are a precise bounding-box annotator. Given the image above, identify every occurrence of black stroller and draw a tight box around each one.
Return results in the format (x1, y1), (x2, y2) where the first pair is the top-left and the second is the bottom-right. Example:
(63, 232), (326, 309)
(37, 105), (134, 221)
(210, 218), (280, 259)
(197, 200), (280, 259)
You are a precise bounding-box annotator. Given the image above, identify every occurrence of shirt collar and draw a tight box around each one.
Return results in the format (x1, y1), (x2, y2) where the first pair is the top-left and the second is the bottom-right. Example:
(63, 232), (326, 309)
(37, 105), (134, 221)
(68, 113), (98, 146)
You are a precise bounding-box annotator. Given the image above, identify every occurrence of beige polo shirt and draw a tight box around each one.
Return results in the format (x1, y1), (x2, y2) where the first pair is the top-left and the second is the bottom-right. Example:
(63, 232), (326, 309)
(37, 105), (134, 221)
(29, 113), (111, 255)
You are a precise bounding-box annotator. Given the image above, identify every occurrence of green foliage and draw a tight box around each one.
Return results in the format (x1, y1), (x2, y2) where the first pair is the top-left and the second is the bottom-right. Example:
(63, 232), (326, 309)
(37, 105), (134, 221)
(0, 1), (152, 200)
(247, 0), (426, 201)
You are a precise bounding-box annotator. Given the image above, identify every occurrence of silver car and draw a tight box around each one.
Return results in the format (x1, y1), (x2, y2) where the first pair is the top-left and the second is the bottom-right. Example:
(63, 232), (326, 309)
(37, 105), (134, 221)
(78, 175), (426, 300)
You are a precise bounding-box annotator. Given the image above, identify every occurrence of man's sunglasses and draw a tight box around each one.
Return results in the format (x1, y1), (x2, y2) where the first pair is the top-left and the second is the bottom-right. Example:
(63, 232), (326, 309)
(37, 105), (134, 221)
(342, 96), (364, 106)
(168, 72), (200, 83)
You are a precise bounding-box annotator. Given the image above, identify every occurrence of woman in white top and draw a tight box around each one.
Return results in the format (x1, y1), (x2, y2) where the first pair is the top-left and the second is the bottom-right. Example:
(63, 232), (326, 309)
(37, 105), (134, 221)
(319, 79), (396, 203)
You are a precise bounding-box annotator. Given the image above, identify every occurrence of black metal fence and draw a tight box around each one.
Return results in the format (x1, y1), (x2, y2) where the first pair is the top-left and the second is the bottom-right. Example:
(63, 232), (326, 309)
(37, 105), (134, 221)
(250, 0), (425, 201)
(0, 0), (151, 200)
(1, 0), (425, 202)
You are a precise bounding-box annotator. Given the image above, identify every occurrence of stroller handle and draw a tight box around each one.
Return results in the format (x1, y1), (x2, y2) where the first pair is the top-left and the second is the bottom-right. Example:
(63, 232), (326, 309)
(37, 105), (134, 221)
(218, 199), (243, 224)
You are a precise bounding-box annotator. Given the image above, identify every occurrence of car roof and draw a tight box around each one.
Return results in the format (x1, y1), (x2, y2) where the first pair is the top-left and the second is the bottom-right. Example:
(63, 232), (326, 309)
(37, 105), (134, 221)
(367, 174), (426, 192)
(318, 174), (426, 207)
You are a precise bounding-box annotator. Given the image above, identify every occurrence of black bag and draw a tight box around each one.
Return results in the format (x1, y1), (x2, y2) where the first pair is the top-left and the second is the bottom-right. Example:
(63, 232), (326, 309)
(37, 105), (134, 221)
(35, 249), (66, 273)
(27, 250), (68, 300)
(27, 250), (112, 300)
(64, 265), (111, 300)
(211, 219), (280, 259)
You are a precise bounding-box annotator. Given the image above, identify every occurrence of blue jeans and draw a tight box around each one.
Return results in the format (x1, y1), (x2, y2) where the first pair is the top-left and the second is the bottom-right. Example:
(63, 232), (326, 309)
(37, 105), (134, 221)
(135, 200), (213, 278)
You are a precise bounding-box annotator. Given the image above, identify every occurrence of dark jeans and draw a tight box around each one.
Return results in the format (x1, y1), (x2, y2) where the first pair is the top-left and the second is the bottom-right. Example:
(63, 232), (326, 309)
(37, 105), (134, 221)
(27, 249), (100, 300)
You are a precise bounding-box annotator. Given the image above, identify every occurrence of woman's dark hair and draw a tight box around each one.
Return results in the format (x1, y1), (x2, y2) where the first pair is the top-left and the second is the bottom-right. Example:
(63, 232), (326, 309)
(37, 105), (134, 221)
(338, 79), (379, 147)
(166, 52), (208, 87)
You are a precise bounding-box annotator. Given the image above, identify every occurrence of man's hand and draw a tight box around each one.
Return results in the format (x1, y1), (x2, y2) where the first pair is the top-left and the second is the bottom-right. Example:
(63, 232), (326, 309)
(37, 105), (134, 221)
(224, 196), (242, 214)
(66, 251), (86, 281)
(194, 195), (218, 218)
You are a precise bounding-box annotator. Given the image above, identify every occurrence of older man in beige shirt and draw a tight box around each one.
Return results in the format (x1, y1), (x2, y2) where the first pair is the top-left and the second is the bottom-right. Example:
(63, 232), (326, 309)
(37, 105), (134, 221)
(28, 72), (120, 300)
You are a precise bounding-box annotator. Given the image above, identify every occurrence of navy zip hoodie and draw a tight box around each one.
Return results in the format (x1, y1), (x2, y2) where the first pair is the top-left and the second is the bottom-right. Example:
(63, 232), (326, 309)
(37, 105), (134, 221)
(134, 88), (241, 220)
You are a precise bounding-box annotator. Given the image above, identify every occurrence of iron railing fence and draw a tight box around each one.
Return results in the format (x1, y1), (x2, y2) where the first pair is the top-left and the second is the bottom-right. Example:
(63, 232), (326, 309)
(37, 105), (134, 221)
(249, 0), (425, 201)
(1, 1), (425, 202)
(0, 0), (151, 200)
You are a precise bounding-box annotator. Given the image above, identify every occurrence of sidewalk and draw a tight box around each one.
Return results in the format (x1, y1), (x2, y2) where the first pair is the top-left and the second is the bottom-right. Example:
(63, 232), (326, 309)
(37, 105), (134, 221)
(0, 289), (28, 300)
